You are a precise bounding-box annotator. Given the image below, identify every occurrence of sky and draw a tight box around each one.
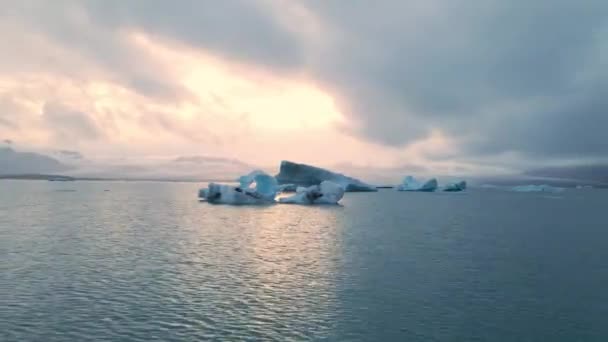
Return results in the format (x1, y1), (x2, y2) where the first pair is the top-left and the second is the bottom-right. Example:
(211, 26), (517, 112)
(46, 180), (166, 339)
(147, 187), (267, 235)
(1, 0), (607, 176)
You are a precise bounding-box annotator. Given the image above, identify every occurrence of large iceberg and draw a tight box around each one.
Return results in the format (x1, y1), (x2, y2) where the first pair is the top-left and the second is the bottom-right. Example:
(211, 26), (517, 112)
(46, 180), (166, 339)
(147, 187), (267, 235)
(397, 176), (438, 192)
(279, 181), (345, 204)
(277, 184), (298, 192)
(275, 161), (377, 192)
(443, 181), (467, 192)
(511, 185), (564, 193)
(199, 170), (279, 204)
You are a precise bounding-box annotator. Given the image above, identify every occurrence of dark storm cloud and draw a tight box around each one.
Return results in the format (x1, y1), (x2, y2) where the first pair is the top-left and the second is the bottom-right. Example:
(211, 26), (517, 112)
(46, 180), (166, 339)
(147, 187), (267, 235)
(301, 0), (608, 161)
(81, 0), (305, 71)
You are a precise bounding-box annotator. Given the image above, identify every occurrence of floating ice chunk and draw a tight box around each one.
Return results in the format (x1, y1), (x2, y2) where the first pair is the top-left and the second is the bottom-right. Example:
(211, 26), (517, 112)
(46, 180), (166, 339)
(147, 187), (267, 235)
(201, 183), (275, 204)
(235, 170), (279, 201)
(398, 176), (421, 191)
(511, 185), (564, 193)
(397, 176), (438, 192)
(419, 179), (438, 192)
(251, 173), (279, 201)
(238, 170), (265, 189)
(317, 181), (346, 203)
(279, 181), (345, 204)
(275, 161), (377, 192)
(443, 181), (467, 192)
(199, 170), (279, 204)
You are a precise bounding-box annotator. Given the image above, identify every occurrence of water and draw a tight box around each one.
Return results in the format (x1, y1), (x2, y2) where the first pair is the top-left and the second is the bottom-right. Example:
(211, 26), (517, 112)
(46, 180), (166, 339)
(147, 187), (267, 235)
(1, 180), (608, 341)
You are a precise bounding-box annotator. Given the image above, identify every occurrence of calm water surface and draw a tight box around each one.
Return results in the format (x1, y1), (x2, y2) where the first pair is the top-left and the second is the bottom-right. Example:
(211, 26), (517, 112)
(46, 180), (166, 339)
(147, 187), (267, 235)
(1, 180), (607, 341)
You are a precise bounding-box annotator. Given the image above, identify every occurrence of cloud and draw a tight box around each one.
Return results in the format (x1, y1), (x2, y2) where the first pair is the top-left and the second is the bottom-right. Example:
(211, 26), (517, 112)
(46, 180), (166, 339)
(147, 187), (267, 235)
(42, 102), (102, 142)
(0, 116), (15, 128)
(69, 0), (608, 165)
(0, 1), (190, 101)
(298, 1), (608, 161)
(0, 95), (25, 129)
(81, 0), (306, 71)
(57, 150), (84, 159)
(2, 0), (607, 171)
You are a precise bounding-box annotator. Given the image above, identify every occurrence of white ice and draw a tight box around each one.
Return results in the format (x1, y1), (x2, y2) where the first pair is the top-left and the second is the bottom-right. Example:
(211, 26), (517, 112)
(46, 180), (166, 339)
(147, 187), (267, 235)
(397, 176), (438, 192)
(236, 170), (279, 201)
(278, 181), (345, 204)
(202, 183), (275, 204)
(443, 181), (467, 192)
(199, 170), (279, 204)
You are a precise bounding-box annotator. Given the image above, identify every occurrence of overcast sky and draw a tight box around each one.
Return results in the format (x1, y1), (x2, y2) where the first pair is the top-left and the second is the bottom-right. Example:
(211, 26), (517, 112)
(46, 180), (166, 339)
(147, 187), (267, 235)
(1, 0), (606, 175)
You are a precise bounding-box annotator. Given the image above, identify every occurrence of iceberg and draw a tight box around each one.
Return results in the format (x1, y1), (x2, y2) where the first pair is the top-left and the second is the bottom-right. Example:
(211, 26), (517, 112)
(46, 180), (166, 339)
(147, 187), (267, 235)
(397, 176), (438, 192)
(279, 181), (345, 204)
(201, 183), (275, 204)
(199, 170), (279, 204)
(278, 184), (298, 192)
(275, 160), (377, 192)
(511, 185), (564, 193)
(443, 181), (467, 192)
(237, 170), (264, 189)
(236, 170), (279, 201)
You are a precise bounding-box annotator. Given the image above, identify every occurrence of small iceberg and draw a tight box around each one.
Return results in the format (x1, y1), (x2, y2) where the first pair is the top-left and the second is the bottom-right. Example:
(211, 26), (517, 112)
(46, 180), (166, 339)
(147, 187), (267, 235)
(511, 185), (564, 193)
(279, 181), (345, 204)
(201, 183), (276, 204)
(199, 170), (279, 204)
(443, 181), (467, 192)
(237, 170), (278, 201)
(397, 176), (438, 192)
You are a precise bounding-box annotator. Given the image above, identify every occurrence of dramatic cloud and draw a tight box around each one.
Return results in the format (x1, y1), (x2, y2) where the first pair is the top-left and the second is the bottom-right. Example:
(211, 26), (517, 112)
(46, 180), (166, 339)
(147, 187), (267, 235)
(301, 1), (608, 160)
(1, 0), (607, 175)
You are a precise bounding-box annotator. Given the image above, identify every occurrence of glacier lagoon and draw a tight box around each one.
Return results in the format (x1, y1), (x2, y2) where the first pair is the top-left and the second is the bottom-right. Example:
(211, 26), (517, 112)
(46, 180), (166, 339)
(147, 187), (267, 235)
(2, 180), (608, 341)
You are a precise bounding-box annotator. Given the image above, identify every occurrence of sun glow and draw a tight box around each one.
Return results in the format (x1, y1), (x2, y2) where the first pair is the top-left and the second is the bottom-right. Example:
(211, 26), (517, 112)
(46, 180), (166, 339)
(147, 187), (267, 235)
(130, 32), (344, 132)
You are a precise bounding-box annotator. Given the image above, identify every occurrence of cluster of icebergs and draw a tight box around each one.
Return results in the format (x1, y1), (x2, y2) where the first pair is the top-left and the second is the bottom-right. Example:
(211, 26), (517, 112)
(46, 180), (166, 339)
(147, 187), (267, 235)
(199, 161), (474, 205)
(199, 159), (581, 206)
(200, 166), (349, 205)
(199, 161), (363, 205)
(396, 176), (467, 192)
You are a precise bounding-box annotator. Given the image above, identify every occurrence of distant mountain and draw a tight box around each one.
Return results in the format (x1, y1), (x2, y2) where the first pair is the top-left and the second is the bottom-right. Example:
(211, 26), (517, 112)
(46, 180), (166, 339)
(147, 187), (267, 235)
(0, 148), (258, 182)
(63, 155), (257, 181)
(525, 164), (608, 184)
(0, 174), (75, 181)
(0, 147), (72, 175)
